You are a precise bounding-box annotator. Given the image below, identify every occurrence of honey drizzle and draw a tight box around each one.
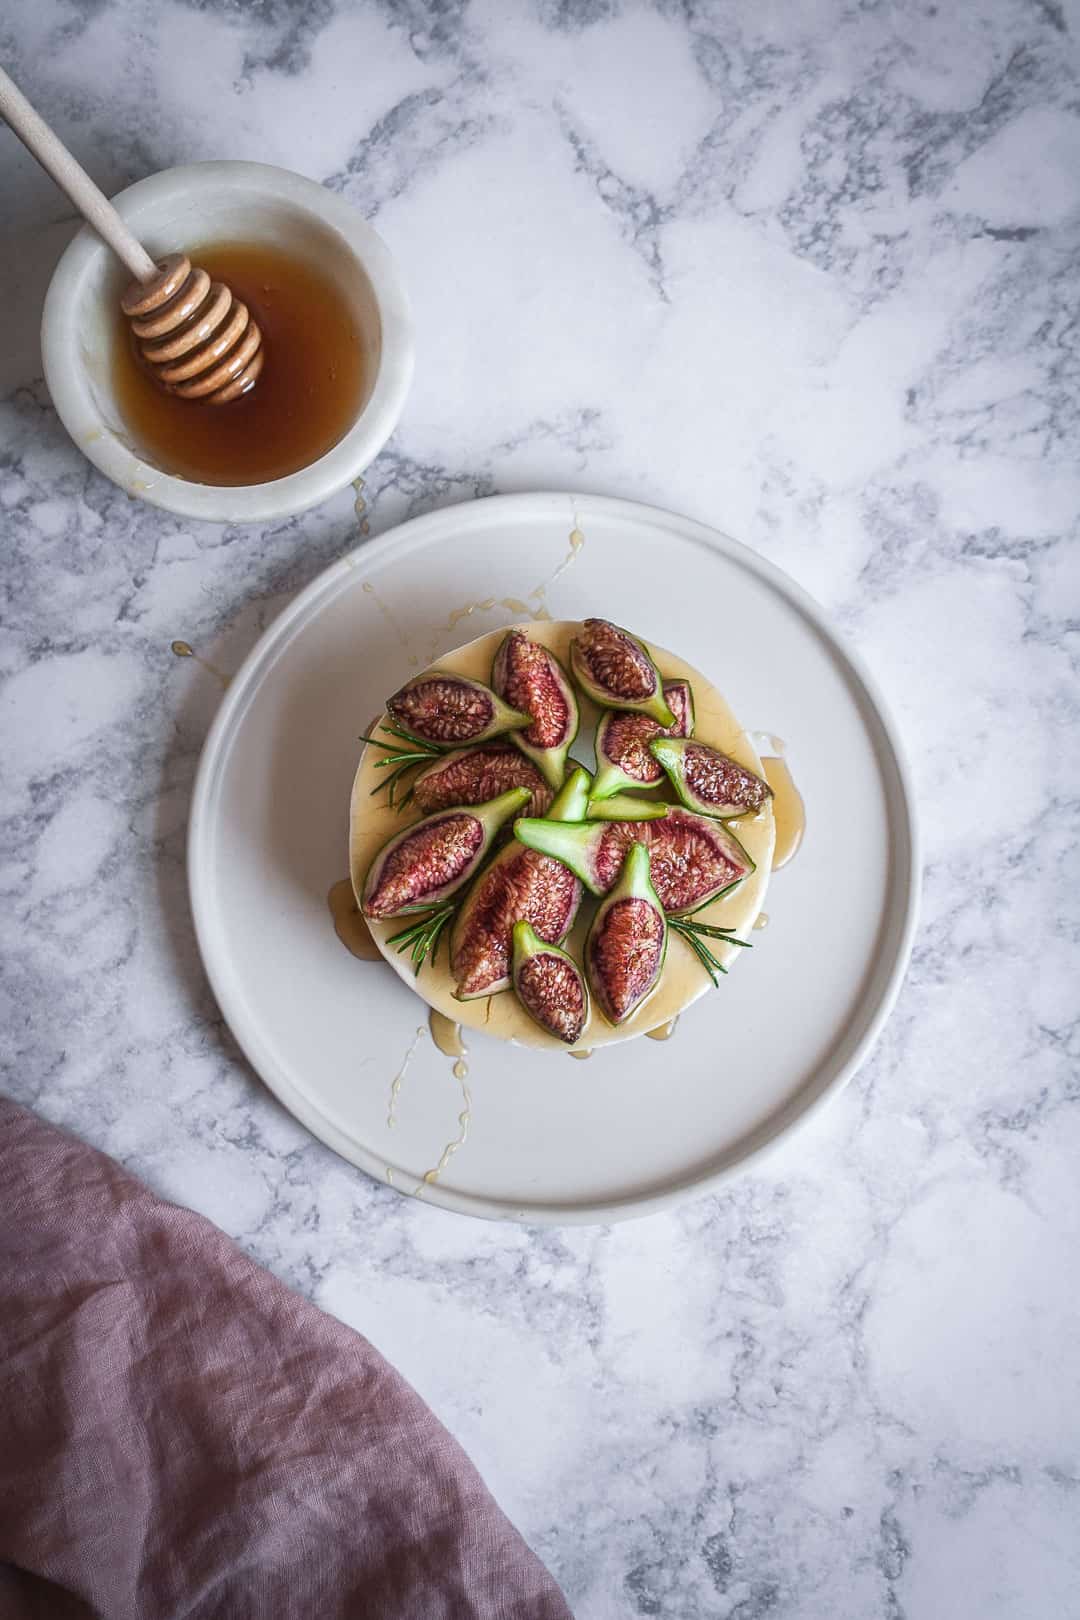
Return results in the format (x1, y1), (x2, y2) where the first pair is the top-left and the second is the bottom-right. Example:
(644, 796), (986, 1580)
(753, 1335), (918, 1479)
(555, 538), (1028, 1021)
(352, 476), (370, 536)
(417, 526), (586, 665)
(568, 1049), (593, 1061)
(387, 1026), (426, 1129)
(646, 1017), (679, 1042)
(420, 1018), (471, 1187)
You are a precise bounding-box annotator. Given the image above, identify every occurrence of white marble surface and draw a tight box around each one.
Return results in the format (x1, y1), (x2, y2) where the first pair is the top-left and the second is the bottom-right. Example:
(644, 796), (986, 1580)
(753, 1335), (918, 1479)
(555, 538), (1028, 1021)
(2, 1), (1079, 1614)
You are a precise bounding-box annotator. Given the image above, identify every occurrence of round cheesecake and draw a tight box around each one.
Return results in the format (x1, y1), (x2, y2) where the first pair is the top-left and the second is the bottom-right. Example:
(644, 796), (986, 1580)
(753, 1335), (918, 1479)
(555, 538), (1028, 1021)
(349, 621), (774, 1052)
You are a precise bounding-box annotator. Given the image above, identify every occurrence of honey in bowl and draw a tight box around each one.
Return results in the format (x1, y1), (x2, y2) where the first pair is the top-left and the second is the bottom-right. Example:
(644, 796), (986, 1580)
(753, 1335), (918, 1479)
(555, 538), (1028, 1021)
(112, 240), (365, 485)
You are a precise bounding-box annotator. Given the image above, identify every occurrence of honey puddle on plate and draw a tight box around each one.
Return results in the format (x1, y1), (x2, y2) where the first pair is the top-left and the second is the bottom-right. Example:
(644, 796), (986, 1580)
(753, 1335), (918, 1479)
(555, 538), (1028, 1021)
(762, 755), (805, 870)
(327, 878), (382, 960)
(429, 1011), (468, 1069)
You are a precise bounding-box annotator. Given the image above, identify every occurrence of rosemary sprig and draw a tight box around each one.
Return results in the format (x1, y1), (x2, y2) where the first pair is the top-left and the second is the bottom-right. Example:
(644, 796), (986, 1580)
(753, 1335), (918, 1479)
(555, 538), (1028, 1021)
(359, 721), (444, 754)
(673, 919), (752, 947)
(386, 903), (456, 975)
(373, 751), (432, 768)
(669, 917), (751, 988)
(670, 920), (727, 986)
(371, 760), (422, 809)
(360, 722), (443, 810)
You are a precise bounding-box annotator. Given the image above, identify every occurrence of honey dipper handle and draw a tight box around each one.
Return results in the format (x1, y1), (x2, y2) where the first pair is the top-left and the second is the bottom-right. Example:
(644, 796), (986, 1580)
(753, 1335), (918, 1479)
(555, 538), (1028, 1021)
(0, 63), (158, 283)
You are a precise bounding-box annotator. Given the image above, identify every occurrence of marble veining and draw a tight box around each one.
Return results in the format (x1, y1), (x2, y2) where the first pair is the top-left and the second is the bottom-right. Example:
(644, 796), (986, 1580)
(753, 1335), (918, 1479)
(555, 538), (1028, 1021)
(2, 2), (1079, 1616)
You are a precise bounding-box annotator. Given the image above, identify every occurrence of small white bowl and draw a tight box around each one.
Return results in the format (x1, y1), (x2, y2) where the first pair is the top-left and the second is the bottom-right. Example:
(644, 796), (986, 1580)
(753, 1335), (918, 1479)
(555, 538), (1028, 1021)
(42, 160), (414, 523)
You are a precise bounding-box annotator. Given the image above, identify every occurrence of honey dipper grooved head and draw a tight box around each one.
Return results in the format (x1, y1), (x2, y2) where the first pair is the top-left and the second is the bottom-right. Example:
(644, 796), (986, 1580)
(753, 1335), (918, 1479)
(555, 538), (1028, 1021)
(120, 252), (264, 405)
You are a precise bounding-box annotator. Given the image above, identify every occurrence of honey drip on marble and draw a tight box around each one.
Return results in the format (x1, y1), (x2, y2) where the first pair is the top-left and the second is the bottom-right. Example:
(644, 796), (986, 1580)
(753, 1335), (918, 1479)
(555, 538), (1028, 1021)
(762, 755), (805, 870)
(171, 640), (230, 690)
(352, 477), (370, 536)
(327, 878), (382, 961)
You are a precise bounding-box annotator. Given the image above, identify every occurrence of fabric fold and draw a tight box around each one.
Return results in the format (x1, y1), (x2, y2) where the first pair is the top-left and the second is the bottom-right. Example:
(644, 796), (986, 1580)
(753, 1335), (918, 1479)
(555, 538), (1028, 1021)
(0, 1099), (572, 1620)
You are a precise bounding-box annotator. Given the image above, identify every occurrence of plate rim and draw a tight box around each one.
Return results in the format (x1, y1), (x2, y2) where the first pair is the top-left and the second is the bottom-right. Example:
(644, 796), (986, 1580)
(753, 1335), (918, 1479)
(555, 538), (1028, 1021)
(188, 491), (921, 1224)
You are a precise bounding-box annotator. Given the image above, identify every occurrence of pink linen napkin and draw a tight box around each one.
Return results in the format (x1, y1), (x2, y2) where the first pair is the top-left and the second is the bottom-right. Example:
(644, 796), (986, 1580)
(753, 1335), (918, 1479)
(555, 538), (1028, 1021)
(0, 1099), (572, 1620)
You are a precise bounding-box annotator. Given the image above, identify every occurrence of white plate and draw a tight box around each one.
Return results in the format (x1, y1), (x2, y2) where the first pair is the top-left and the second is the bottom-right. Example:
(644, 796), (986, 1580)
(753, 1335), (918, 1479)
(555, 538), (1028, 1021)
(189, 494), (919, 1223)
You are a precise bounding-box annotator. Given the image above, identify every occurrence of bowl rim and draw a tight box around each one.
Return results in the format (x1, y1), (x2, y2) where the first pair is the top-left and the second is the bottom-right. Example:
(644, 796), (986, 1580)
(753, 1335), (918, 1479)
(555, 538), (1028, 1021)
(41, 159), (414, 523)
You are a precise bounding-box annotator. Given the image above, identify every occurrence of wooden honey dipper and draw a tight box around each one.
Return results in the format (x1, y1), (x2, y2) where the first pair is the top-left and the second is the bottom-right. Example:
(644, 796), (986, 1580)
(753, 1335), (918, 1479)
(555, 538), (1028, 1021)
(0, 65), (263, 404)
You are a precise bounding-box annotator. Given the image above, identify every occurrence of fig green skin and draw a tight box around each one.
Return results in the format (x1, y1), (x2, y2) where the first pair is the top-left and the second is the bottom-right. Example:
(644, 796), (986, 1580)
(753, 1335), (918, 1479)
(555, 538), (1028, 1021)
(514, 808), (755, 915)
(569, 621), (676, 728)
(491, 631), (580, 790)
(386, 670), (530, 746)
(585, 841), (668, 1027)
(590, 679), (695, 800)
(511, 920), (590, 1045)
(362, 785), (530, 919)
(448, 767), (591, 1000)
(548, 766), (592, 821)
(585, 794), (668, 822)
(650, 737), (772, 820)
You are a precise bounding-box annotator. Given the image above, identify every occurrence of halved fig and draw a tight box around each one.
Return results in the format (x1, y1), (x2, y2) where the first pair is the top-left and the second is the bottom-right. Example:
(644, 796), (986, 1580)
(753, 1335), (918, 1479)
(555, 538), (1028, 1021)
(569, 619), (675, 727)
(591, 679), (695, 799)
(449, 768), (590, 999)
(362, 786), (530, 920)
(651, 738), (772, 819)
(492, 629), (579, 789)
(412, 743), (552, 818)
(512, 921), (589, 1045)
(585, 793), (668, 821)
(585, 842), (667, 1026)
(515, 806), (754, 915)
(386, 671), (529, 746)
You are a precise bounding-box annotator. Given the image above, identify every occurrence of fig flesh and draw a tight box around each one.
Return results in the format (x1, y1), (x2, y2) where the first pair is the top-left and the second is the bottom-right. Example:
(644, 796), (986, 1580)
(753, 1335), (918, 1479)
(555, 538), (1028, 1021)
(449, 768), (590, 1000)
(569, 619), (675, 727)
(591, 679), (694, 799)
(386, 671), (529, 746)
(651, 738), (772, 819)
(511, 920), (589, 1045)
(412, 743), (552, 818)
(492, 629), (579, 789)
(585, 842), (667, 1026)
(362, 785), (530, 920)
(515, 806), (753, 916)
